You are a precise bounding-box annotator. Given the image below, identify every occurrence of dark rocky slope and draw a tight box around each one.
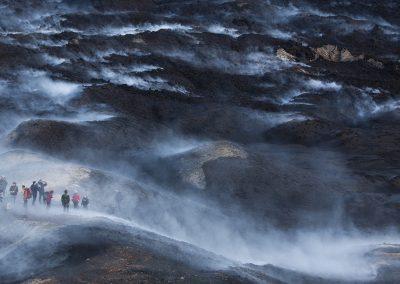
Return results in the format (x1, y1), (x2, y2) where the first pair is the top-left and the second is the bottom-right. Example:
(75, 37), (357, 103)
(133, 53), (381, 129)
(1, 0), (400, 282)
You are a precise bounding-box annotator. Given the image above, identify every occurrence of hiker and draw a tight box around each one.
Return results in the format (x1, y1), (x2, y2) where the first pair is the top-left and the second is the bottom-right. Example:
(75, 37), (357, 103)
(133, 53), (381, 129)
(30, 181), (38, 205)
(72, 191), (80, 209)
(44, 190), (54, 208)
(22, 185), (32, 208)
(37, 179), (47, 204)
(0, 176), (7, 203)
(81, 195), (89, 209)
(9, 182), (18, 204)
(61, 190), (70, 212)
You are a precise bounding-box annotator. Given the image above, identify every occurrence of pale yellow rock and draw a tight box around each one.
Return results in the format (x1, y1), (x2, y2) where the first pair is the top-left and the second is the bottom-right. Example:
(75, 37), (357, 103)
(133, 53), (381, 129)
(276, 48), (296, 61)
(178, 141), (248, 189)
(313, 45), (364, 62)
(314, 45), (341, 62)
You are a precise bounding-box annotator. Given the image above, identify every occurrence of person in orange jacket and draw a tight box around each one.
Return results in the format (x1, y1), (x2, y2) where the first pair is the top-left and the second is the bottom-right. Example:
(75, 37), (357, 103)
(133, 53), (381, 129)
(22, 185), (32, 208)
(44, 190), (54, 208)
(72, 191), (80, 209)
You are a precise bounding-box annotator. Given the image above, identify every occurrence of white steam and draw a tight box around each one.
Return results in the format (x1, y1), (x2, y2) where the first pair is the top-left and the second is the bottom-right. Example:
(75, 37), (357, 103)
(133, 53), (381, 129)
(206, 24), (240, 38)
(267, 29), (295, 40)
(100, 23), (193, 36)
(305, 79), (343, 91)
(355, 88), (400, 119)
(162, 49), (297, 76)
(90, 68), (188, 94)
(19, 70), (82, 104)
(42, 54), (69, 66)
(0, 143), (398, 282)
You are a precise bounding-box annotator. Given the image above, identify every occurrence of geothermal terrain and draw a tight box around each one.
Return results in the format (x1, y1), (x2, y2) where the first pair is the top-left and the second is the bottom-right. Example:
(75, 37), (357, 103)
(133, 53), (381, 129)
(0, 0), (400, 283)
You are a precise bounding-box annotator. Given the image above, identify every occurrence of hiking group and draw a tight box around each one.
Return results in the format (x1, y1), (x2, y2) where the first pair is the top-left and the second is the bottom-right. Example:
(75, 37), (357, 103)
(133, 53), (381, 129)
(0, 176), (89, 210)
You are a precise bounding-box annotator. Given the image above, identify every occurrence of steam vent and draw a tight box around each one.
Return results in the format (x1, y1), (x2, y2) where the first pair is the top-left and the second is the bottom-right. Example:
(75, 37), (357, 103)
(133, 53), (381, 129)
(0, 1), (400, 283)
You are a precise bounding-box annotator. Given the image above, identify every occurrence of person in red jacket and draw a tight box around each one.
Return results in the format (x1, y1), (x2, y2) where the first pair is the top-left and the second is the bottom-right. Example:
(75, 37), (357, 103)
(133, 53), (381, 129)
(72, 191), (80, 209)
(45, 190), (54, 208)
(22, 185), (32, 208)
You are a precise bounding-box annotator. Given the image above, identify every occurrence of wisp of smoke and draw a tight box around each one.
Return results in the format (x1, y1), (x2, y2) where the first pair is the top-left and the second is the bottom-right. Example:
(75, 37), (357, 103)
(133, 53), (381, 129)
(19, 70), (82, 104)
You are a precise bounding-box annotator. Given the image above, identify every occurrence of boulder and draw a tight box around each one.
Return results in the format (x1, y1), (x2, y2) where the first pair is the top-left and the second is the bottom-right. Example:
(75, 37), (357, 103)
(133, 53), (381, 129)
(171, 141), (248, 189)
(6, 118), (161, 164)
(313, 45), (340, 62)
(340, 48), (365, 62)
(276, 48), (297, 62)
(313, 45), (364, 62)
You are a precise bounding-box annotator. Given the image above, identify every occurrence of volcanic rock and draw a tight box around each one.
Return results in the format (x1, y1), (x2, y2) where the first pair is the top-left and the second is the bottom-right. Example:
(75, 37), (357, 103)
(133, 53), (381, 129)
(264, 119), (341, 146)
(368, 58), (385, 69)
(169, 141), (248, 189)
(6, 118), (161, 164)
(1, 0), (400, 282)
(276, 48), (297, 62)
(313, 45), (364, 62)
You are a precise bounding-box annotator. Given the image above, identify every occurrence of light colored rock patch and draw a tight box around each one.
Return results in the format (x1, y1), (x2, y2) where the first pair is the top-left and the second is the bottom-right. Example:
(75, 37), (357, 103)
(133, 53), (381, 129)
(313, 45), (364, 62)
(276, 48), (297, 62)
(178, 141), (248, 189)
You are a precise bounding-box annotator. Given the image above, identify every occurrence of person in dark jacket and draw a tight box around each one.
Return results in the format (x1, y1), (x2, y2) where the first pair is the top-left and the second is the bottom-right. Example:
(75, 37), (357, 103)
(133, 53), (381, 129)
(81, 195), (89, 209)
(61, 190), (70, 212)
(37, 179), (47, 204)
(30, 181), (38, 205)
(9, 182), (18, 204)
